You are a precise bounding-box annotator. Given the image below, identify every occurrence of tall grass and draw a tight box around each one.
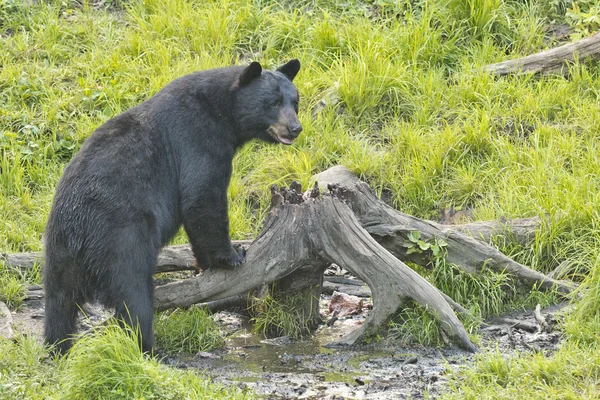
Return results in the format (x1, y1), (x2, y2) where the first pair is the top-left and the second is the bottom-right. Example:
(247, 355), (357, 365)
(61, 322), (251, 399)
(0, 327), (252, 399)
(154, 307), (226, 354)
(250, 288), (320, 340)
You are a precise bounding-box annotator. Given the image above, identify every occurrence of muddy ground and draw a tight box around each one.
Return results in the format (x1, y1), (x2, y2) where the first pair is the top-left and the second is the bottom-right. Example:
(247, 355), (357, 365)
(163, 302), (564, 399)
(7, 285), (565, 400)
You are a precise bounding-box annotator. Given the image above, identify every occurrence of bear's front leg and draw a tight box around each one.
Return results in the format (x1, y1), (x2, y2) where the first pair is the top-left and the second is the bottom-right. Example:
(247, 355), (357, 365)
(182, 187), (245, 270)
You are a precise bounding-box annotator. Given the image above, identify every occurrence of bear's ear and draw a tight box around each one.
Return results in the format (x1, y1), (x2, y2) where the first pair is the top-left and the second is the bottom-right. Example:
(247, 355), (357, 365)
(276, 59), (300, 81)
(239, 62), (262, 85)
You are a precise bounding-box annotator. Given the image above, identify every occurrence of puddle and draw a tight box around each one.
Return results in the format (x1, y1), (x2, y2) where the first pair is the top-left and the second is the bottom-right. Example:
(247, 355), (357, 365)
(162, 312), (469, 399)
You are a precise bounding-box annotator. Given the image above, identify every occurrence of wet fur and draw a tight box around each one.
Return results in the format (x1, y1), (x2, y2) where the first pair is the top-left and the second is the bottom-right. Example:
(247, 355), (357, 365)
(44, 60), (301, 354)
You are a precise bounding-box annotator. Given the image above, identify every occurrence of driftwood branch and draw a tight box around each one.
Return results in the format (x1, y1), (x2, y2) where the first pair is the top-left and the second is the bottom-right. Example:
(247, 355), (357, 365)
(312, 166), (574, 295)
(483, 32), (600, 75)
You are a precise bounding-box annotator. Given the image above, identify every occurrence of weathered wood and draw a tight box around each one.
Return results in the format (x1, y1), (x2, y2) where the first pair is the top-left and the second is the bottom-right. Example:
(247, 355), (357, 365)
(312, 166), (574, 295)
(322, 280), (372, 298)
(154, 186), (478, 352)
(0, 252), (44, 272)
(1, 241), (252, 274)
(483, 32), (600, 75)
(452, 217), (541, 245)
(481, 317), (538, 333)
(534, 304), (548, 332)
(0, 302), (14, 340)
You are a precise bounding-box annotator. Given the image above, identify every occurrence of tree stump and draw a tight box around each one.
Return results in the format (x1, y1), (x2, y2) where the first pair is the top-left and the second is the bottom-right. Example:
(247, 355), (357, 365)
(154, 182), (478, 352)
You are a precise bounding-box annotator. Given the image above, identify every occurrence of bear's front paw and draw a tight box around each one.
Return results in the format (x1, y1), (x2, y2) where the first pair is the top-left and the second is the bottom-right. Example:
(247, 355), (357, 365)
(214, 245), (246, 269)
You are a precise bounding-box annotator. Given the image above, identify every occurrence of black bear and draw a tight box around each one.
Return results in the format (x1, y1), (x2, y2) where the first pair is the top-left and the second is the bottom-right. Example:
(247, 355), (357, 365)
(44, 60), (302, 354)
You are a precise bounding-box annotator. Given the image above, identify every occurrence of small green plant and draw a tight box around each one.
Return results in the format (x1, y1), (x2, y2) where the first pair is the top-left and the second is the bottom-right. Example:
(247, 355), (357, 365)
(566, 1), (600, 38)
(403, 231), (448, 260)
(388, 302), (445, 347)
(0, 264), (27, 309)
(153, 307), (225, 354)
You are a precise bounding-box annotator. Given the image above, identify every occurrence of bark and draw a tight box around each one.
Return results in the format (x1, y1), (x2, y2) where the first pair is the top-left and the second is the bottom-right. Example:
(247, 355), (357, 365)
(483, 32), (600, 75)
(270, 260), (328, 333)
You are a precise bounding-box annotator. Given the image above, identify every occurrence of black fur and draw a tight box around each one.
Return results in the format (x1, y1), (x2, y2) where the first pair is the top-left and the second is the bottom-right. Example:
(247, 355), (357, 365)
(44, 60), (302, 354)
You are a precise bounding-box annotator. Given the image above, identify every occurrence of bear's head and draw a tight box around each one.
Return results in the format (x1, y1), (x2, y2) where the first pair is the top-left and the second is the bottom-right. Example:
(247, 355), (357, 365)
(233, 60), (302, 146)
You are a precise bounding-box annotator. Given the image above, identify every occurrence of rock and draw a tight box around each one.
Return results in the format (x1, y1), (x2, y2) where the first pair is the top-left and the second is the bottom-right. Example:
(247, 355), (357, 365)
(402, 356), (419, 365)
(261, 335), (293, 346)
(280, 352), (292, 364)
(328, 291), (364, 318)
(196, 351), (220, 359)
(0, 301), (14, 340)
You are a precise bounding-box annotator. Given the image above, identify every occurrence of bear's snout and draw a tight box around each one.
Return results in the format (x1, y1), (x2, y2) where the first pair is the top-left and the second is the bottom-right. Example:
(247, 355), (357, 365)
(290, 122), (302, 137)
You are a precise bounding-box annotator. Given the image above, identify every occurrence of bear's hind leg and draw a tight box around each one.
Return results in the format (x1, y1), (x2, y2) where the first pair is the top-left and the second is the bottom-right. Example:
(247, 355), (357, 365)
(44, 264), (82, 354)
(114, 274), (155, 353)
(110, 230), (158, 354)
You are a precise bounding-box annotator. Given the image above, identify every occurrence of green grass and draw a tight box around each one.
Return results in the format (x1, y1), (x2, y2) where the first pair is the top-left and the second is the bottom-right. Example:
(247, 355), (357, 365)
(0, 326), (251, 400)
(0, 266), (27, 309)
(154, 307), (226, 354)
(250, 287), (319, 340)
(444, 342), (600, 400)
(61, 322), (250, 399)
(0, 262), (40, 309)
(442, 246), (600, 399)
(2, 0), (600, 397)
(0, 334), (59, 399)
(389, 302), (447, 348)
(389, 257), (558, 348)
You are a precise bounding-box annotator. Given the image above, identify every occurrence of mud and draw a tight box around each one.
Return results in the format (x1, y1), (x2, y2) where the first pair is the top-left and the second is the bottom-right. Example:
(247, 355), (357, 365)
(8, 293), (566, 400)
(162, 300), (567, 400)
(165, 316), (466, 399)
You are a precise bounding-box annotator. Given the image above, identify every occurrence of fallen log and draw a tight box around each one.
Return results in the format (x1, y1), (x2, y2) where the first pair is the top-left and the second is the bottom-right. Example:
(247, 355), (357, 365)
(0, 241), (252, 275)
(451, 217), (540, 245)
(312, 166), (574, 295)
(483, 32), (600, 75)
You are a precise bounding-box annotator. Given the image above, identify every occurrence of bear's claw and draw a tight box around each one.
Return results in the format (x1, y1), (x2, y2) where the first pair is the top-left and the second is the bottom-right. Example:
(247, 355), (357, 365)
(214, 244), (246, 269)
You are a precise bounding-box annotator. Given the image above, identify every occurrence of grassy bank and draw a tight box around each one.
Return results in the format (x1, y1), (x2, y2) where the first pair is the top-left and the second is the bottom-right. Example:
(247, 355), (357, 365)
(1, 0), (600, 397)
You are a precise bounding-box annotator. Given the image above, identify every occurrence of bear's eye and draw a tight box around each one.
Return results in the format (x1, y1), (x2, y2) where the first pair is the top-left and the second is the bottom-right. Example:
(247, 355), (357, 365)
(270, 100), (281, 108)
